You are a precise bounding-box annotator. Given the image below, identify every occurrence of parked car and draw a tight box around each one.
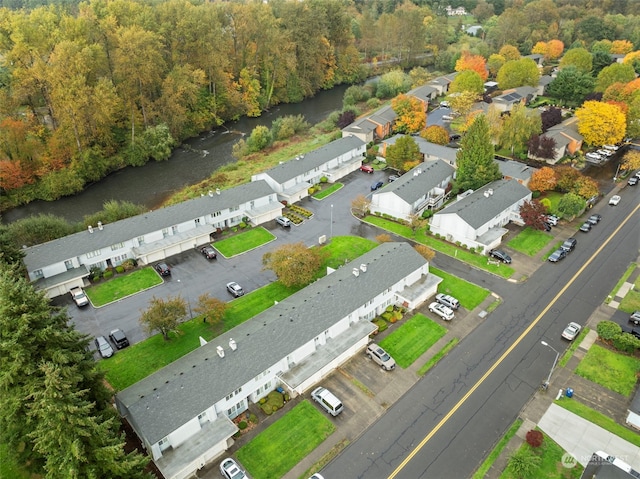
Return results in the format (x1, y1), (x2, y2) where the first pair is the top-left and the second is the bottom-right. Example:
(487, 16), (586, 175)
(155, 262), (171, 276)
(603, 144), (619, 151)
(560, 237), (577, 252)
(449, 134), (461, 141)
(371, 181), (384, 191)
(596, 149), (612, 157)
(94, 336), (114, 358)
(219, 458), (247, 479)
(70, 286), (89, 307)
(548, 249), (567, 263)
(388, 174), (399, 182)
(579, 222), (592, 232)
(440, 101), (450, 108)
(311, 386), (344, 416)
(226, 282), (245, 297)
(622, 325), (640, 339)
(587, 214), (601, 225)
(628, 176), (638, 186)
(546, 215), (559, 226)
(360, 165), (374, 174)
(200, 245), (217, 259)
(585, 152), (602, 161)
(489, 249), (512, 264)
(428, 302), (454, 321)
(366, 343), (396, 370)
(435, 293), (460, 310)
(275, 216), (292, 227)
(542, 221), (552, 232)
(109, 329), (130, 349)
(629, 311), (640, 326)
(561, 322), (582, 341)
(609, 195), (621, 206)
(309, 475), (325, 479)
(442, 115), (454, 121)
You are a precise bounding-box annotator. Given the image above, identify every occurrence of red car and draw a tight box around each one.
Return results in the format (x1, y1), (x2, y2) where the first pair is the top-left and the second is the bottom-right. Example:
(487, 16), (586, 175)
(360, 165), (374, 173)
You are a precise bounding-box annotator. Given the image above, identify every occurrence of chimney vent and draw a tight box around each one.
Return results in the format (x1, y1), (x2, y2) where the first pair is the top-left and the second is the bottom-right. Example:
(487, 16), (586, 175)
(208, 190), (213, 197)
(229, 338), (237, 351)
(216, 346), (224, 358)
(97, 221), (103, 230)
(352, 268), (360, 277)
(488, 188), (493, 195)
(484, 191), (490, 197)
(360, 263), (367, 272)
(216, 188), (220, 195)
(88, 225), (94, 233)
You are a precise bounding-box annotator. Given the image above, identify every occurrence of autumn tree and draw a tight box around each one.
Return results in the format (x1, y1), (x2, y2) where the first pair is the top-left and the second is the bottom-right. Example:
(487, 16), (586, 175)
(528, 166), (557, 192)
(572, 176), (599, 200)
(262, 242), (324, 288)
(455, 51), (488, 81)
(449, 70), (484, 95)
(499, 103), (541, 154)
(546, 66), (595, 105)
(194, 293), (228, 327)
(595, 63), (636, 93)
(414, 244), (435, 262)
(499, 45), (521, 61)
(554, 165), (582, 192)
(392, 94), (426, 134)
(547, 40), (564, 60)
(611, 40), (633, 55)
(421, 125), (450, 145)
(140, 296), (188, 340)
(621, 150), (640, 172)
(408, 213), (426, 234)
(385, 135), (422, 172)
(575, 101), (626, 146)
(352, 195), (371, 218)
(559, 47), (593, 73)
(557, 192), (585, 219)
(449, 90), (480, 118)
(519, 200), (548, 230)
(456, 115), (500, 192)
(496, 58), (540, 89)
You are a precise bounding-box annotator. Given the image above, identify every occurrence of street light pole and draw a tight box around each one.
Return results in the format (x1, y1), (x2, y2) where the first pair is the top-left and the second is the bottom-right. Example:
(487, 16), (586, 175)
(540, 340), (560, 388)
(330, 204), (333, 239)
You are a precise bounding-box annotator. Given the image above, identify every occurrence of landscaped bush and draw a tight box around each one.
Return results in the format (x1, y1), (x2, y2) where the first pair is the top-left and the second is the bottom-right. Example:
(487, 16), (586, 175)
(320, 176), (328, 183)
(238, 421), (248, 430)
(115, 265), (125, 274)
(613, 333), (640, 353)
(382, 312), (393, 321)
(122, 259), (136, 271)
(525, 429), (544, 448)
(597, 320), (622, 341)
(373, 317), (388, 333)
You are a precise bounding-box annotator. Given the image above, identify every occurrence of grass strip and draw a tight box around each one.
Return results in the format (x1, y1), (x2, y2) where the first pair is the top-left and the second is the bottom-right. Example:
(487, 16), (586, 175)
(606, 262), (636, 303)
(472, 418), (522, 479)
(379, 313), (446, 368)
(86, 267), (162, 307)
(237, 401), (334, 479)
(214, 227), (276, 258)
(299, 438), (350, 479)
(554, 399), (640, 447)
(313, 183), (343, 199)
(418, 338), (458, 375)
(558, 327), (589, 368)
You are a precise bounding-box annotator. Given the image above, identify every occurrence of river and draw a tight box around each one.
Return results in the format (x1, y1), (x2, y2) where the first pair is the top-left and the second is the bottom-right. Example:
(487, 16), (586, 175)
(2, 84), (350, 224)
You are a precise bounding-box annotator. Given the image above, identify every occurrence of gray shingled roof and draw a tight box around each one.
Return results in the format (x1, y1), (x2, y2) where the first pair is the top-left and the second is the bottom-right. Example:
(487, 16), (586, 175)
(116, 242), (427, 444)
(342, 117), (378, 135)
(384, 135), (458, 162)
(496, 160), (536, 182)
(370, 104), (397, 124)
(23, 181), (275, 271)
(407, 84), (437, 102)
(381, 160), (454, 203)
(259, 136), (365, 183)
(435, 179), (531, 229)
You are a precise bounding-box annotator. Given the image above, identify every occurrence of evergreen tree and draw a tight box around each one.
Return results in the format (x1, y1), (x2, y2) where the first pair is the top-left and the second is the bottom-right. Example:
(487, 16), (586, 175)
(455, 115), (500, 192)
(0, 265), (151, 478)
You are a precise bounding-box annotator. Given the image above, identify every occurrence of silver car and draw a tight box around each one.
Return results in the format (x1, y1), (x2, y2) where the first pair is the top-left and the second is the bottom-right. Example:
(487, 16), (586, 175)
(428, 302), (454, 321)
(94, 336), (114, 358)
(561, 322), (582, 341)
(366, 343), (396, 370)
(220, 458), (247, 479)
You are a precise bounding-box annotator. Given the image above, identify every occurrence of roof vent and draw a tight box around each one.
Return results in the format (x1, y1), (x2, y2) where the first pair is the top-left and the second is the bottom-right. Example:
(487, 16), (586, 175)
(484, 191), (490, 197)
(97, 221), (103, 230)
(216, 346), (224, 358)
(413, 171), (419, 176)
(229, 338), (237, 351)
(208, 190), (214, 197)
(417, 169), (422, 174)
(216, 188), (220, 195)
(352, 268), (360, 277)
(360, 263), (367, 273)
(88, 225), (94, 233)
(488, 188), (493, 195)
(295, 156), (300, 160)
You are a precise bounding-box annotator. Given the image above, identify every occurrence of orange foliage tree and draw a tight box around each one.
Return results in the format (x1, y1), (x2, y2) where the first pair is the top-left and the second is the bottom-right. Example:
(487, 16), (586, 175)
(611, 40), (633, 55)
(528, 166), (557, 192)
(0, 160), (36, 190)
(455, 51), (488, 81)
(392, 94), (426, 134)
(575, 101), (626, 146)
(572, 176), (599, 200)
(547, 40), (564, 60)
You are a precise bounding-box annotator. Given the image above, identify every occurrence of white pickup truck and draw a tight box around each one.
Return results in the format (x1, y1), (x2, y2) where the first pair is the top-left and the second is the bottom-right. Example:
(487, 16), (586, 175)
(70, 287), (89, 307)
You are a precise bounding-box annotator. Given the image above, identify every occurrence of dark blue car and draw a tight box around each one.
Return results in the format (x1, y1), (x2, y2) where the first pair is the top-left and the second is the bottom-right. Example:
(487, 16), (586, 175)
(371, 181), (384, 191)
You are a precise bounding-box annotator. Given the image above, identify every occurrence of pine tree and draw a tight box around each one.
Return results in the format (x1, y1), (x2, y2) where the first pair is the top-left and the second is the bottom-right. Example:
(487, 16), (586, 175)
(455, 115), (501, 191)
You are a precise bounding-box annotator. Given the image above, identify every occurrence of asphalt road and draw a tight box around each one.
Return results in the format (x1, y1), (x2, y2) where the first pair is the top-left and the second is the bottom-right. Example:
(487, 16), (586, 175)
(321, 187), (639, 478)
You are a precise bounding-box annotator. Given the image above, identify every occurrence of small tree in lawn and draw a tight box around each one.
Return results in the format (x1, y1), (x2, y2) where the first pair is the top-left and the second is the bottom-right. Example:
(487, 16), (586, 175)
(414, 244), (435, 262)
(507, 447), (541, 479)
(262, 242), (324, 288)
(352, 195), (371, 218)
(194, 293), (227, 328)
(408, 213), (427, 235)
(525, 430), (544, 448)
(557, 192), (586, 220)
(519, 200), (548, 230)
(140, 295), (187, 340)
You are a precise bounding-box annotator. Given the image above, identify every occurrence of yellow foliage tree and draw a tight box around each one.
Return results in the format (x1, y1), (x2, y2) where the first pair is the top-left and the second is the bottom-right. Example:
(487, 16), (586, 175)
(611, 40), (633, 55)
(499, 45), (520, 61)
(531, 41), (548, 57)
(575, 101), (626, 146)
(392, 94), (426, 133)
(621, 150), (640, 171)
(623, 51), (640, 65)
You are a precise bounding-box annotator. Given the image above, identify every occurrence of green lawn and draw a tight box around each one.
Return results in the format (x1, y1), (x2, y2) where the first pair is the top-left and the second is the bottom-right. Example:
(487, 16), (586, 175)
(507, 227), (553, 256)
(320, 236), (377, 270)
(364, 216), (514, 278)
(214, 227), (276, 258)
(313, 183), (343, 200)
(499, 431), (583, 479)
(619, 272), (640, 313)
(574, 344), (640, 396)
(417, 338), (458, 375)
(555, 399), (640, 447)
(472, 419), (523, 479)
(540, 191), (564, 215)
(558, 327), (589, 368)
(0, 443), (30, 479)
(379, 313), (447, 368)
(431, 267), (490, 310)
(237, 401), (334, 479)
(85, 267), (163, 306)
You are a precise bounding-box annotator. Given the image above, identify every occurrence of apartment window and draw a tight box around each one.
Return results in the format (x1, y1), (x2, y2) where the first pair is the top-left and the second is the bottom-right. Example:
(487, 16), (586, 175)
(225, 387), (242, 401)
(198, 412), (208, 426)
(86, 249), (102, 259)
(33, 269), (44, 279)
(137, 236), (145, 245)
(230, 205), (240, 212)
(171, 226), (178, 235)
(110, 242), (124, 251)
(211, 211), (221, 218)
(64, 260), (73, 271)
(194, 218), (201, 225)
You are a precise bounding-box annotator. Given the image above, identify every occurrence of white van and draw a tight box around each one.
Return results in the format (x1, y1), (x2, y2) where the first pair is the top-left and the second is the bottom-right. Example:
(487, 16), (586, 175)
(311, 387), (343, 416)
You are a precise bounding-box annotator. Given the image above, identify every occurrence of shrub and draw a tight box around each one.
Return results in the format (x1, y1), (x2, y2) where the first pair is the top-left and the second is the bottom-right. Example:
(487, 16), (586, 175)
(238, 421), (248, 430)
(115, 265), (125, 274)
(525, 430), (544, 448)
(92, 275), (101, 282)
(239, 222), (247, 229)
(612, 333), (640, 353)
(320, 176), (328, 183)
(122, 259), (136, 271)
(597, 320), (622, 341)
(103, 270), (114, 279)
(381, 312), (393, 321)
(89, 265), (102, 277)
(373, 317), (388, 333)
(249, 414), (258, 424)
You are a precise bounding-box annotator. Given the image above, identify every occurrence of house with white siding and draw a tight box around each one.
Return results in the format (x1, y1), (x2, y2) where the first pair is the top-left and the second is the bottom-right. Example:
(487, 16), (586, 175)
(115, 242), (442, 479)
(251, 136), (366, 204)
(429, 179), (532, 253)
(370, 160), (454, 220)
(23, 181), (281, 298)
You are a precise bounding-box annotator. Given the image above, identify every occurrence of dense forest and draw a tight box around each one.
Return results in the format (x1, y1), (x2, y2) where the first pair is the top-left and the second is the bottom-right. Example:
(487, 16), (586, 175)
(0, 0), (639, 209)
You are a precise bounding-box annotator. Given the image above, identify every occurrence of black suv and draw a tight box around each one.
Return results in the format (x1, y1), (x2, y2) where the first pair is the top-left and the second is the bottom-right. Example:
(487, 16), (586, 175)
(155, 262), (171, 276)
(109, 329), (130, 349)
(200, 245), (217, 259)
(561, 238), (577, 252)
(489, 249), (512, 264)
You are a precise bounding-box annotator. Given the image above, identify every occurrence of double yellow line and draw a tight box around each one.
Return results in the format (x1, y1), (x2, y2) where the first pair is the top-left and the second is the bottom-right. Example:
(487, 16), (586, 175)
(388, 201), (640, 478)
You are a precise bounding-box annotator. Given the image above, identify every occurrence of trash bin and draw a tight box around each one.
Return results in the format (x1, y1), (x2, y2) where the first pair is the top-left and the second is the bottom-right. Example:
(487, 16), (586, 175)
(565, 387), (574, 398)
(276, 386), (284, 394)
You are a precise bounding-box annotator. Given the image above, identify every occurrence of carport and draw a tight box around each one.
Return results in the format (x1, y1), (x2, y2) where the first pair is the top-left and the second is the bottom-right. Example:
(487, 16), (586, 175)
(133, 228), (214, 264)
